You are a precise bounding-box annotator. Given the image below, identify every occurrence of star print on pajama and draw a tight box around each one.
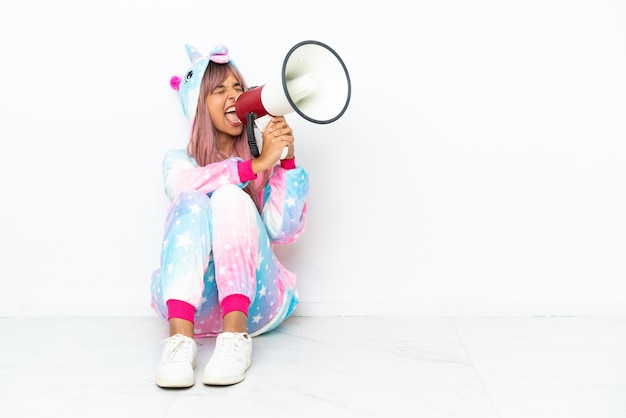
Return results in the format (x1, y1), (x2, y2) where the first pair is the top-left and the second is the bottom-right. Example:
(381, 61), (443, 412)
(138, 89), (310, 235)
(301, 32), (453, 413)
(150, 149), (308, 337)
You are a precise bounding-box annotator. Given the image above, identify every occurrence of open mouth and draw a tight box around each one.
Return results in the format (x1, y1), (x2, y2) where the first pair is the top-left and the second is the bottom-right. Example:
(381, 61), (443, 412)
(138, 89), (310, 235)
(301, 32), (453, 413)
(225, 106), (241, 124)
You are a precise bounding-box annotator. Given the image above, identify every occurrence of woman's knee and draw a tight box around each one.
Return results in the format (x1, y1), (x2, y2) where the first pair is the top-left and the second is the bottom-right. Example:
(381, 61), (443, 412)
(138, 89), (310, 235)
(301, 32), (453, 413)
(211, 184), (252, 208)
(174, 190), (211, 211)
(167, 190), (211, 227)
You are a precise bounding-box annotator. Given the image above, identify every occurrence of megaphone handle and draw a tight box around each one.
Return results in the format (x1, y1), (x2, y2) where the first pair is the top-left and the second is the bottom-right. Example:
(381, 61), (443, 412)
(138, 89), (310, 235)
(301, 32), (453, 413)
(246, 112), (260, 158)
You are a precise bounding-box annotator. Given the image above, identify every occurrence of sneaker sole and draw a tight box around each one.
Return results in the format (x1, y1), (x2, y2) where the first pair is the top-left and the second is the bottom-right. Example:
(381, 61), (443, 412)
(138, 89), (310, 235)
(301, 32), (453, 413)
(156, 376), (195, 388)
(201, 371), (246, 386)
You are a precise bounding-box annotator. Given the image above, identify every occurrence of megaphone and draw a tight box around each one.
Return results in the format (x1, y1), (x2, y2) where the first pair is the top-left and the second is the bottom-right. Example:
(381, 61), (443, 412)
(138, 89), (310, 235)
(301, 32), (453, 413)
(234, 40), (351, 158)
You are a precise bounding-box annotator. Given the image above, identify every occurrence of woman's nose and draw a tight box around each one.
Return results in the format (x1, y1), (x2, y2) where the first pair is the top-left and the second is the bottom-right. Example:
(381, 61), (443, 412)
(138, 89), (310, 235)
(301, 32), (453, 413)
(228, 88), (240, 100)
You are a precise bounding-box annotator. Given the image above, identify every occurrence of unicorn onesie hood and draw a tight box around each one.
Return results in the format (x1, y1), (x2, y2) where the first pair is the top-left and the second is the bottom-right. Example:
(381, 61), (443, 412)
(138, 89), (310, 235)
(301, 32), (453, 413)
(169, 44), (236, 128)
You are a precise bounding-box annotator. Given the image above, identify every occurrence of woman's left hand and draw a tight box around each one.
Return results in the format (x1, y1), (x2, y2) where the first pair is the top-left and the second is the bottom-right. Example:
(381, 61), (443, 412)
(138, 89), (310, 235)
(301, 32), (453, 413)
(263, 116), (295, 161)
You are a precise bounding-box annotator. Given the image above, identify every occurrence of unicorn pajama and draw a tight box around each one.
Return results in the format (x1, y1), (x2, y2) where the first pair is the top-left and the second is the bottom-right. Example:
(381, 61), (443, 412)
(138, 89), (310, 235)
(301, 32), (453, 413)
(151, 149), (308, 337)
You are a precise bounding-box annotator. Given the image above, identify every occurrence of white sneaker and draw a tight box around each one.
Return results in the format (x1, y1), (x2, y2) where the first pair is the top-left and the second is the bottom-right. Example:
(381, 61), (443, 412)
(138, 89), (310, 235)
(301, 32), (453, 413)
(156, 334), (197, 388)
(202, 332), (252, 385)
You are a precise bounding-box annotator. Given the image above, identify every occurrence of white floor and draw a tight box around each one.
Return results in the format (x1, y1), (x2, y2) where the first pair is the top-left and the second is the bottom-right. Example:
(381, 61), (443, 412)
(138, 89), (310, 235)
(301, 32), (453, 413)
(0, 316), (624, 418)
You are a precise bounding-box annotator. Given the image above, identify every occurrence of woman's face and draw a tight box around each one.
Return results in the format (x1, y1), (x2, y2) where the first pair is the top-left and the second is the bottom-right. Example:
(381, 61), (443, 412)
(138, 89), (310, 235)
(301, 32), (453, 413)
(207, 72), (245, 138)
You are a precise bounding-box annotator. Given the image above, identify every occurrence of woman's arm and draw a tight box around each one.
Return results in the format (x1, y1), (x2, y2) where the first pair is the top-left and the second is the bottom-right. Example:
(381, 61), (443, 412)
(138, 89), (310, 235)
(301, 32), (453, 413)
(162, 149), (246, 201)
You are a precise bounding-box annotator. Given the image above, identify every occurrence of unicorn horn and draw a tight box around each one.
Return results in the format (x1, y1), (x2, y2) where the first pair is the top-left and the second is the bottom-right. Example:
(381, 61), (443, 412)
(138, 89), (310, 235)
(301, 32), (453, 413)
(185, 44), (202, 63)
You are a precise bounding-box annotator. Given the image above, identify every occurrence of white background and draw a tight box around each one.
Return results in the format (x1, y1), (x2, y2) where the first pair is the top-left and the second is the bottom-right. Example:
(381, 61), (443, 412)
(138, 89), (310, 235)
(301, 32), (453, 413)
(1, 0), (624, 317)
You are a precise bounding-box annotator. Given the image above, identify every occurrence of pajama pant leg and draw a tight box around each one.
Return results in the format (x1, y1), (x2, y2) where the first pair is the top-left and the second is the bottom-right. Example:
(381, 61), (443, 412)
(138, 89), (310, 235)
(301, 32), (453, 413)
(194, 184), (296, 336)
(209, 185), (259, 304)
(150, 190), (212, 323)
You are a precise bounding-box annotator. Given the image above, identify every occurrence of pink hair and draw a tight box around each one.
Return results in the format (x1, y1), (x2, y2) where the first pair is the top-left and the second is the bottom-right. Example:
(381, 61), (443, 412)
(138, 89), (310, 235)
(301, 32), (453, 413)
(188, 61), (269, 210)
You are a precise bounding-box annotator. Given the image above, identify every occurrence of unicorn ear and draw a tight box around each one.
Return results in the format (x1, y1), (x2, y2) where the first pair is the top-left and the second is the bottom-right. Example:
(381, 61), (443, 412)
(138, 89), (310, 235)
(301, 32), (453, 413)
(185, 44), (202, 63)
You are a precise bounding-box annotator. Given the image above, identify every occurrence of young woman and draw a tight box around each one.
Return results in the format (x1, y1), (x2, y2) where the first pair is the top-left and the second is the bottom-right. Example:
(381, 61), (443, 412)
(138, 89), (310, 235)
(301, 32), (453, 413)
(150, 44), (309, 388)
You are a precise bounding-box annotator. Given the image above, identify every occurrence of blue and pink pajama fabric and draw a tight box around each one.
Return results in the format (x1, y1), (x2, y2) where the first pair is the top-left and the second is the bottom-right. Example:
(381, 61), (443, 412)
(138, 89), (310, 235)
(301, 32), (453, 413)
(150, 149), (308, 337)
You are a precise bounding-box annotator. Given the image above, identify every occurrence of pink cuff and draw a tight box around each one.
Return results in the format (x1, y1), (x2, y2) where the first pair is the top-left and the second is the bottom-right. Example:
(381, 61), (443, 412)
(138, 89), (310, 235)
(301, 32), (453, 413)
(280, 157), (296, 170)
(238, 159), (258, 182)
(166, 299), (195, 323)
(221, 294), (250, 318)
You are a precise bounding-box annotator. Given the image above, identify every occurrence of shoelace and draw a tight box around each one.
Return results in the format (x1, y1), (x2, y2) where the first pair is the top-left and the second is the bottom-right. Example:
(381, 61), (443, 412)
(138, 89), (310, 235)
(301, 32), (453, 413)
(212, 333), (245, 362)
(162, 335), (193, 364)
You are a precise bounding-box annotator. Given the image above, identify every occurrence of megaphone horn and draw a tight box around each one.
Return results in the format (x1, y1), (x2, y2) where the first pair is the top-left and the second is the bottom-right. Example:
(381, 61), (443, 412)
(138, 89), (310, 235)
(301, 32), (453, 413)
(235, 40), (351, 157)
